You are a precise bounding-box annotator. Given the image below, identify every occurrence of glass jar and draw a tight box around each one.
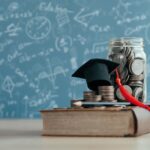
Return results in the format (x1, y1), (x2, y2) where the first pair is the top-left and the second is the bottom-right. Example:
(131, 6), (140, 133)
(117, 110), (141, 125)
(108, 37), (147, 102)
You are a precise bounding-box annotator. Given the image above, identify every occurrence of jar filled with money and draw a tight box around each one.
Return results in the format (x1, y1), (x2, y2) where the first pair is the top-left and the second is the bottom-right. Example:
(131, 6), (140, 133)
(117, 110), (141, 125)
(108, 37), (147, 102)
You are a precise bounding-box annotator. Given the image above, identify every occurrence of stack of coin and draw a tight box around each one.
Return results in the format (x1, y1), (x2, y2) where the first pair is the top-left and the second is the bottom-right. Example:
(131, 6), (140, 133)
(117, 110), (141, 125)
(98, 86), (116, 102)
(109, 40), (145, 102)
(83, 91), (102, 102)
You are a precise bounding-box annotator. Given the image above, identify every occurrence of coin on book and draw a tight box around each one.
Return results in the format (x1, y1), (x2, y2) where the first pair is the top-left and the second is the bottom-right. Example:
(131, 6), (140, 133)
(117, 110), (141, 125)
(92, 95), (102, 102)
(98, 86), (115, 101)
(98, 86), (114, 90)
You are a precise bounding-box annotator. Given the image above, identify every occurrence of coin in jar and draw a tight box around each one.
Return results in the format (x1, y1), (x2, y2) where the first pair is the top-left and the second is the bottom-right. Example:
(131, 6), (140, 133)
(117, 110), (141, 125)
(133, 87), (143, 102)
(116, 85), (132, 101)
(129, 58), (144, 75)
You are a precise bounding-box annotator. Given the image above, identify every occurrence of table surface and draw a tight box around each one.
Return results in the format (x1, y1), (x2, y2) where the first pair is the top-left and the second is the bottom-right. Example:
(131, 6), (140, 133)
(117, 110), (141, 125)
(0, 119), (150, 150)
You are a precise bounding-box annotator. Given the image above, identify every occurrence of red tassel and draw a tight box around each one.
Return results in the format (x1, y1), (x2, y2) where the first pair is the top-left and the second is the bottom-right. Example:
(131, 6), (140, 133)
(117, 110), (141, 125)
(115, 69), (150, 111)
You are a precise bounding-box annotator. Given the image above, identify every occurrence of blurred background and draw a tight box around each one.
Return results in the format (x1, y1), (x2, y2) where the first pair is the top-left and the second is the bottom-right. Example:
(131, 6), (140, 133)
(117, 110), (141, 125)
(0, 0), (150, 118)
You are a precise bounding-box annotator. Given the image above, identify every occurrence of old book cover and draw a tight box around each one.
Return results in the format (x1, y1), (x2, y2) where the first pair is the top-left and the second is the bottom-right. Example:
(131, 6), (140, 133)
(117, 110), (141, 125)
(40, 107), (150, 137)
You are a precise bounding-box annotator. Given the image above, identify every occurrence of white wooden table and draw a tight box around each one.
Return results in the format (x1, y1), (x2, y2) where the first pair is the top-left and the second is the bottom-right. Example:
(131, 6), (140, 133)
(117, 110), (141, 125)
(0, 119), (150, 150)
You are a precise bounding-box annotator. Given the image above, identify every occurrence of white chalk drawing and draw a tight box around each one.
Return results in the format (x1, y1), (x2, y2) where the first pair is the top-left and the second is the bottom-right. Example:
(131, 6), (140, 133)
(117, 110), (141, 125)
(56, 7), (70, 27)
(117, 14), (146, 25)
(36, 59), (69, 89)
(38, 1), (73, 13)
(29, 91), (58, 107)
(8, 2), (19, 12)
(19, 48), (53, 63)
(0, 11), (32, 21)
(48, 100), (58, 108)
(55, 35), (72, 53)
(70, 78), (85, 87)
(26, 16), (51, 40)
(7, 50), (22, 62)
(91, 42), (108, 54)
(39, 48), (54, 55)
(112, 0), (132, 20)
(68, 89), (78, 99)
(29, 99), (43, 107)
(2, 76), (15, 98)
(19, 53), (32, 63)
(38, 1), (54, 12)
(89, 25), (111, 33)
(73, 34), (87, 45)
(15, 68), (29, 82)
(92, 43), (101, 54)
(53, 66), (68, 77)
(70, 57), (78, 70)
(124, 24), (148, 36)
(74, 8), (100, 27)
(4, 23), (22, 37)
(18, 42), (32, 50)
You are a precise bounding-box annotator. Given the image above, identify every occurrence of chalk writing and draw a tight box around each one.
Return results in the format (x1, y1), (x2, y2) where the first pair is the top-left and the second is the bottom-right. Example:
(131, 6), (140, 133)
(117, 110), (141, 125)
(124, 24), (148, 36)
(117, 15), (146, 25)
(38, 1), (73, 13)
(7, 50), (21, 62)
(0, 11), (32, 21)
(15, 68), (29, 82)
(8, 2), (19, 12)
(89, 25), (111, 33)
(18, 42), (32, 50)
(4, 23), (22, 37)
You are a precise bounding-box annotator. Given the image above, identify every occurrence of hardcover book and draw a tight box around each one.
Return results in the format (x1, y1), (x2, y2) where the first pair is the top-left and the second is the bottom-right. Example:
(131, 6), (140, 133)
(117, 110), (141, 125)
(41, 107), (150, 137)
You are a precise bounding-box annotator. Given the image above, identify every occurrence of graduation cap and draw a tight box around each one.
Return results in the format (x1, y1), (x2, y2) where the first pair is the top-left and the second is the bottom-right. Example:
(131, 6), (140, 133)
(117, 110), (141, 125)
(72, 58), (119, 91)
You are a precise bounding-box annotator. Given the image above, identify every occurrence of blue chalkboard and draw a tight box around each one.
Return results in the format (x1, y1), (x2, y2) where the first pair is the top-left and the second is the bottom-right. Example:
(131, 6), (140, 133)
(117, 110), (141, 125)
(0, 0), (150, 118)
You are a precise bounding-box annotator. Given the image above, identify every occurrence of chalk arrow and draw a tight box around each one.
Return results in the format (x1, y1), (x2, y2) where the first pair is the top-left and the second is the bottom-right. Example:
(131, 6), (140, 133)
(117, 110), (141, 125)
(74, 8), (100, 27)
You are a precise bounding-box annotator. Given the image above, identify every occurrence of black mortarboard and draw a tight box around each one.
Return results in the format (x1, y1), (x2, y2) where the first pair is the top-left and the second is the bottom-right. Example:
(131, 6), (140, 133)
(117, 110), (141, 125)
(72, 58), (119, 91)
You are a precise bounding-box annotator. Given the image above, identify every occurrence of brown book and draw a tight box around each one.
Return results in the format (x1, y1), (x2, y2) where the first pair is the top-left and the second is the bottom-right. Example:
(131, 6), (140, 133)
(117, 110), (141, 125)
(40, 107), (150, 137)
